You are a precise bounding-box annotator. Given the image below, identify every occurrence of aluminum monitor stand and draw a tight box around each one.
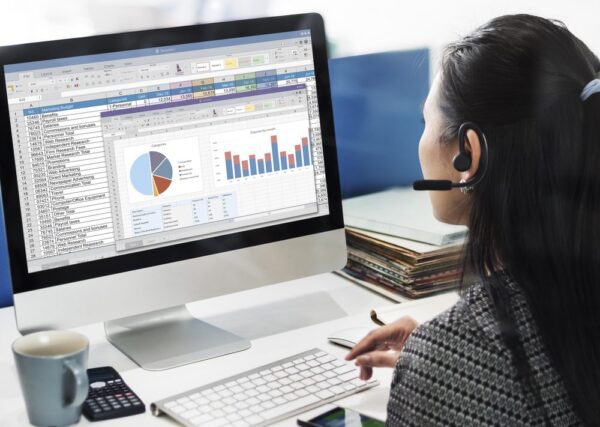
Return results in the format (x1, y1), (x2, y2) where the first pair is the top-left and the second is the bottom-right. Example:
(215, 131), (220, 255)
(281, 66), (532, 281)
(104, 305), (250, 371)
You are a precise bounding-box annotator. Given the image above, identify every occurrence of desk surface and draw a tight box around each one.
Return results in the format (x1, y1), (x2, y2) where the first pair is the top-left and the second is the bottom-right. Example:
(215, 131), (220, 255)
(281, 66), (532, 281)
(0, 273), (454, 426)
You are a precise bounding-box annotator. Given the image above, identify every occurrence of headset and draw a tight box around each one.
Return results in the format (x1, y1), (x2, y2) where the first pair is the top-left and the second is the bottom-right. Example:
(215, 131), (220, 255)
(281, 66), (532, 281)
(413, 122), (489, 191)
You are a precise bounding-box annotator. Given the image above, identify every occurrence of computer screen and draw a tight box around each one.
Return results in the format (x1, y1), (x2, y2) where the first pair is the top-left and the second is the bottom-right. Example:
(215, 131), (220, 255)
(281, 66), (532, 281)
(1, 14), (345, 369)
(4, 29), (329, 274)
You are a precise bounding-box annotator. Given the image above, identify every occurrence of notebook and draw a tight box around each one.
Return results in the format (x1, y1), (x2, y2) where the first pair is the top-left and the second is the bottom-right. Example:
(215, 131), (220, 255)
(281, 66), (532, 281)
(343, 187), (468, 246)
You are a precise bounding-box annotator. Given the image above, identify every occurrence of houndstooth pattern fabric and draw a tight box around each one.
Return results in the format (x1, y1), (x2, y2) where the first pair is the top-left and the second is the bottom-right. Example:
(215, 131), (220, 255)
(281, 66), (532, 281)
(386, 275), (582, 426)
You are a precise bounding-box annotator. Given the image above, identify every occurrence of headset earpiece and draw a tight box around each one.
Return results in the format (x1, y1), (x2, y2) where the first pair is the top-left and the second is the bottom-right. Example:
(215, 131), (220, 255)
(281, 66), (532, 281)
(413, 121), (488, 192)
(452, 152), (471, 172)
(453, 122), (474, 172)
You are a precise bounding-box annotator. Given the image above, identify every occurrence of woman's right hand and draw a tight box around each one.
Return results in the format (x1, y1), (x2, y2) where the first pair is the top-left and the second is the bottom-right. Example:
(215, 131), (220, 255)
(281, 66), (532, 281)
(345, 316), (418, 380)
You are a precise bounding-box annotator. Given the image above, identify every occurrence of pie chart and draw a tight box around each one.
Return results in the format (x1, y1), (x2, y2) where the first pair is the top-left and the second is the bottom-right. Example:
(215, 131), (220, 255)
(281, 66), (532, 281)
(130, 151), (173, 197)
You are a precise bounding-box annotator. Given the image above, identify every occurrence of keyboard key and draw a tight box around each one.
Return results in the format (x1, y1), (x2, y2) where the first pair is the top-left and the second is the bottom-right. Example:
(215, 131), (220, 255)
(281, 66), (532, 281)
(230, 385), (244, 394)
(181, 409), (200, 419)
(317, 355), (336, 363)
(296, 388), (309, 397)
(290, 373), (303, 382)
(261, 400), (275, 409)
(234, 401), (249, 410)
(283, 392), (299, 401)
(226, 413), (241, 422)
(280, 385), (294, 394)
(330, 385), (345, 395)
(268, 389), (282, 398)
(246, 415), (264, 425)
(256, 385), (270, 393)
(210, 401), (224, 409)
(210, 409), (225, 418)
(203, 419), (229, 427)
(273, 396), (287, 405)
(334, 365), (355, 375)
(189, 414), (212, 425)
(340, 371), (358, 382)
(316, 389), (334, 399)
(252, 378), (266, 386)
(261, 394), (320, 420)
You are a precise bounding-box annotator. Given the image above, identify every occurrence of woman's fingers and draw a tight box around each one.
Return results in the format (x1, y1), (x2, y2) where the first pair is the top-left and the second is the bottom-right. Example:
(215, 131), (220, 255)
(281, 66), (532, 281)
(345, 327), (395, 361)
(359, 365), (372, 380)
(345, 316), (418, 361)
(355, 350), (400, 369)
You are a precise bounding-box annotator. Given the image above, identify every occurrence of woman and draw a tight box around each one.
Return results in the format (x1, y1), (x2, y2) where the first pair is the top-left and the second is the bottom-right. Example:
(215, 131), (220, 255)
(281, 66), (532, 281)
(346, 14), (600, 426)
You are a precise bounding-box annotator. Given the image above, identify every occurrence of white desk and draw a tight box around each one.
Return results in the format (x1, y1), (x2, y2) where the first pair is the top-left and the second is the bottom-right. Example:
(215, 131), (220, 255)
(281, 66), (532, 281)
(0, 273), (452, 426)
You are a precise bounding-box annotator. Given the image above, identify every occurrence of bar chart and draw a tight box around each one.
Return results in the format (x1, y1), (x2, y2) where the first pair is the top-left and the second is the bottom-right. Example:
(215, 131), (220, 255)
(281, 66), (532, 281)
(224, 134), (310, 179)
(211, 119), (313, 185)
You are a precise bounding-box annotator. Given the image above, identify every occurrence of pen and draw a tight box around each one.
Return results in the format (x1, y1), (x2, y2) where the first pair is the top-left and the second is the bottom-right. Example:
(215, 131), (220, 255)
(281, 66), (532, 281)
(370, 310), (386, 326)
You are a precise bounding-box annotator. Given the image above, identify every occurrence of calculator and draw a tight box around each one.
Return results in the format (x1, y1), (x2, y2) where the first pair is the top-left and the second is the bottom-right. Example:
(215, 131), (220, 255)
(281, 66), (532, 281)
(83, 366), (145, 421)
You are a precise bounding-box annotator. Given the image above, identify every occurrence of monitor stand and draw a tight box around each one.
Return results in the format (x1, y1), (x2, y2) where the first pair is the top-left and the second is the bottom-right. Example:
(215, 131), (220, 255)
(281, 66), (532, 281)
(104, 305), (251, 371)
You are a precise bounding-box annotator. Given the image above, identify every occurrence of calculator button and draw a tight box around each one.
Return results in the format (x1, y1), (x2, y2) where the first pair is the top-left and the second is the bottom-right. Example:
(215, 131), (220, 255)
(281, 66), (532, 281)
(90, 381), (106, 389)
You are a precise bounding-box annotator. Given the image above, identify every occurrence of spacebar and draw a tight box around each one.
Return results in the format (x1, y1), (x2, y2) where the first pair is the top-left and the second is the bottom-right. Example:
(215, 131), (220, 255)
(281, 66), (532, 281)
(261, 395), (321, 420)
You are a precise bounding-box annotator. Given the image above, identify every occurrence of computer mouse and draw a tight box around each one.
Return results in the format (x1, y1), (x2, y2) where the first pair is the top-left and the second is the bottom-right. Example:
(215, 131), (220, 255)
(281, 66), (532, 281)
(327, 326), (373, 349)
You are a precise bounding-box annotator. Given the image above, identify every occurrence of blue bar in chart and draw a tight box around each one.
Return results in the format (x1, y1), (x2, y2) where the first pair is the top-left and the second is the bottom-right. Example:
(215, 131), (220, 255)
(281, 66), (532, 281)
(258, 159), (265, 174)
(302, 137), (311, 166)
(271, 135), (280, 171)
(249, 155), (257, 175)
(225, 151), (234, 179)
(233, 154), (241, 178)
(265, 153), (273, 172)
(280, 151), (288, 170)
(295, 144), (303, 167)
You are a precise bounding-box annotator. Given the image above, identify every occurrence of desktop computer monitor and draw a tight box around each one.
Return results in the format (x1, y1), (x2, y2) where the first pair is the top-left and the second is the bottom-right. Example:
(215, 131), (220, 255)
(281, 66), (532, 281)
(0, 13), (345, 370)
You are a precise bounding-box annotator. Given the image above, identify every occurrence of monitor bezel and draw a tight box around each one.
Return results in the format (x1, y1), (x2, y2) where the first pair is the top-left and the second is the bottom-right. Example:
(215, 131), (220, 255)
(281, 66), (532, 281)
(0, 13), (344, 295)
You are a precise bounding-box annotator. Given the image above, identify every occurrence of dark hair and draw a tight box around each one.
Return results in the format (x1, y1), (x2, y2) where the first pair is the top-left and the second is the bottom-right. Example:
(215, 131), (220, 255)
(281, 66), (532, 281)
(438, 14), (600, 424)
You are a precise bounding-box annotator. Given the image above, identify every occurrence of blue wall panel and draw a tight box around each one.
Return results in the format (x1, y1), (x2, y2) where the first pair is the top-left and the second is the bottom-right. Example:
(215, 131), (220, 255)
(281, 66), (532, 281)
(329, 49), (429, 198)
(0, 196), (13, 307)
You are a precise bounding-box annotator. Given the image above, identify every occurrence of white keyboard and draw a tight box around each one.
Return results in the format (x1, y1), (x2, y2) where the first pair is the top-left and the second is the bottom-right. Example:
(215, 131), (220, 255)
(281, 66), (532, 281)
(151, 348), (379, 427)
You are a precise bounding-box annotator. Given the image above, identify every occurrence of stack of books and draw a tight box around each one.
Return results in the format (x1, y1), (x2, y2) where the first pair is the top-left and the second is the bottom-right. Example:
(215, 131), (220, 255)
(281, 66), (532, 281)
(340, 188), (467, 300)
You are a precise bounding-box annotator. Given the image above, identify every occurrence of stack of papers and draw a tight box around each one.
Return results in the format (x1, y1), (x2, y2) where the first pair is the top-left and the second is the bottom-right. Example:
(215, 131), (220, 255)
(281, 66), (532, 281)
(344, 227), (463, 298)
(341, 188), (467, 299)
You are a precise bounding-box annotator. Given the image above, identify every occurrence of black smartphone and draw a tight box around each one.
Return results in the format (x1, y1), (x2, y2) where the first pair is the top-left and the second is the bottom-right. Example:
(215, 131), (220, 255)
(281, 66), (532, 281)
(297, 406), (385, 427)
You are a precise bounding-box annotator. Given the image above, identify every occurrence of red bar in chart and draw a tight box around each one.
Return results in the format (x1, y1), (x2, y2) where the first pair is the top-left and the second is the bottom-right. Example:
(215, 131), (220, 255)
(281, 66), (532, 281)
(223, 133), (310, 180)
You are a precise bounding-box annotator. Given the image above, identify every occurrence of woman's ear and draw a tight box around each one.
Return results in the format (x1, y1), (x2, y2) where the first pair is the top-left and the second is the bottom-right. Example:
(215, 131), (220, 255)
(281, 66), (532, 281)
(461, 129), (481, 180)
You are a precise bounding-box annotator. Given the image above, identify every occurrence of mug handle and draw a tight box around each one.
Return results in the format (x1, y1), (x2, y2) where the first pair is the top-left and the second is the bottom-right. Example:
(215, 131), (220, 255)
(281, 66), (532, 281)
(64, 359), (89, 407)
